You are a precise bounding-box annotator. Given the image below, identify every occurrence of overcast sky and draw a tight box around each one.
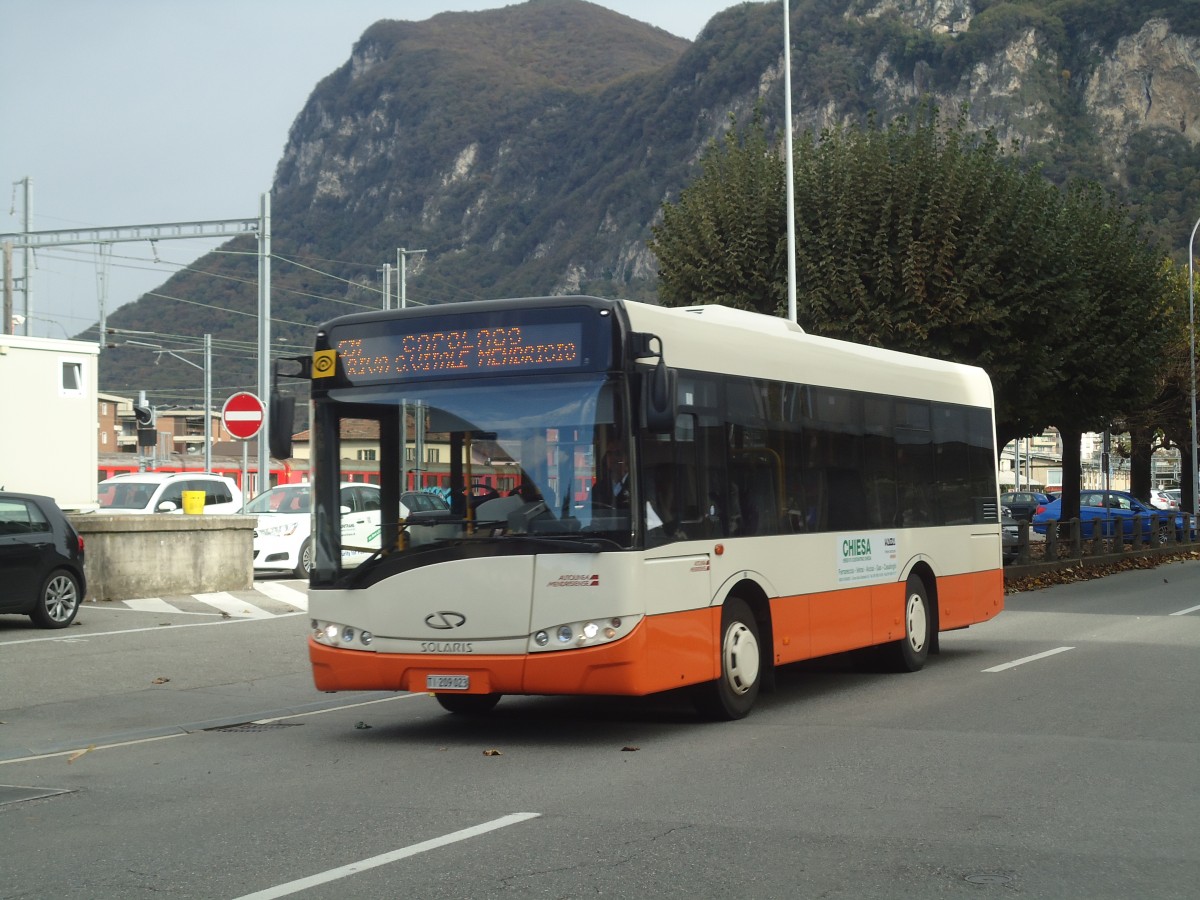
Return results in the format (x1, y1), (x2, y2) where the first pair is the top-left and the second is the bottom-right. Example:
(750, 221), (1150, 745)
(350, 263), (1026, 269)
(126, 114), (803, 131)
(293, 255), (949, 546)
(1, 0), (749, 339)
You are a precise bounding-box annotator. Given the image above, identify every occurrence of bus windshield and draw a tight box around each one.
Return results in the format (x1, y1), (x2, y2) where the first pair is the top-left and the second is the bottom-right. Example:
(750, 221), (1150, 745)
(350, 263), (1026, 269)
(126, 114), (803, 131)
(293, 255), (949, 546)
(310, 373), (630, 584)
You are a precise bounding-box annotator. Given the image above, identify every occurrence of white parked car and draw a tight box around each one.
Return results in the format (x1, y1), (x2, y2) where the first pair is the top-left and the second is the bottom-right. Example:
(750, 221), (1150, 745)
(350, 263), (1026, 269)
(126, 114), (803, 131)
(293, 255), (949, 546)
(244, 483), (452, 578)
(96, 472), (242, 515)
(1147, 489), (1180, 512)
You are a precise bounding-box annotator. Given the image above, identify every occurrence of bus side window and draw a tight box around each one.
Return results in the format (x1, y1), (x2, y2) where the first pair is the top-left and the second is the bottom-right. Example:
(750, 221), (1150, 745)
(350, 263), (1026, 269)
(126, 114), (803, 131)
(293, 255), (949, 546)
(730, 450), (782, 536)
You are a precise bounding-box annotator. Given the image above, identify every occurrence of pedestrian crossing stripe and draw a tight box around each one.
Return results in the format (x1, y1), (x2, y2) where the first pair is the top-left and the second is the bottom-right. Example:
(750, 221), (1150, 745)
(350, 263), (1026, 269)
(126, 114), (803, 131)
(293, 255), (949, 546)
(193, 591), (274, 619)
(118, 582), (307, 617)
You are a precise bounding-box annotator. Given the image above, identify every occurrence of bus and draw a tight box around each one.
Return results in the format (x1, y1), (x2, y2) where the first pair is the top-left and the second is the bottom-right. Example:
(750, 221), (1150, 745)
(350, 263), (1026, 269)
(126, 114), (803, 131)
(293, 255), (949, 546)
(278, 296), (1003, 720)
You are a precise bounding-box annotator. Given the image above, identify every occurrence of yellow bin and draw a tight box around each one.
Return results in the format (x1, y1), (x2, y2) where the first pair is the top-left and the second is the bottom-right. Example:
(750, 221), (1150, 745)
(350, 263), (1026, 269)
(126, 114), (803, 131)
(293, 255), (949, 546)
(181, 490), (206, 515)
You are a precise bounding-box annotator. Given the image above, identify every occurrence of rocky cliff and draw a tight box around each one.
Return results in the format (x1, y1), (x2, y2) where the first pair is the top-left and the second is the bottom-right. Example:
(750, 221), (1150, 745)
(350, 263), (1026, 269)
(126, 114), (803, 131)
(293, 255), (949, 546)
(97, 0), (1200, 402)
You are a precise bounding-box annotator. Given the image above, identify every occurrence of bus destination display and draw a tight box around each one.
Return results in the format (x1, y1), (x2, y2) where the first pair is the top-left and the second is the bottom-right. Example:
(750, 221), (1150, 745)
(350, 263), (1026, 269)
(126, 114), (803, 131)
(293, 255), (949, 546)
(335, 321), (584, 383)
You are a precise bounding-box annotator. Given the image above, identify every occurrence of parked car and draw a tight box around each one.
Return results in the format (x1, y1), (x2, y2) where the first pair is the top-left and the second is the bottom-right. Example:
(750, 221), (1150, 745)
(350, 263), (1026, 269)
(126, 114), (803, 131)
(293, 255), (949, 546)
(244, 483), (450, 577)
(96, 472), (242, 514)
(1031, 489), (1180, 542)
(1000, 491), (1050, 523)
(1165, 489), (1181, 507)
(1001, 507), (1019, 565)
(1147, 489), (1180, 512)
(0, 491), (86, 628)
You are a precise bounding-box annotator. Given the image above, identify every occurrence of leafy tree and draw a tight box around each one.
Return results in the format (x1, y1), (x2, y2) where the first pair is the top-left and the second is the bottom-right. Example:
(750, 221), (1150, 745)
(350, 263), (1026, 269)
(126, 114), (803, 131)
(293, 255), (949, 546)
(650, 107), (1182, 519)
(651, 114), (788, 311)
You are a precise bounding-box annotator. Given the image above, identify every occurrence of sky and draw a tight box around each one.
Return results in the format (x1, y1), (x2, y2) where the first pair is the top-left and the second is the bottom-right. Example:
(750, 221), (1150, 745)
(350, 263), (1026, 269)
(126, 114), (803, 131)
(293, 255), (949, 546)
(1, 0), (746, 340)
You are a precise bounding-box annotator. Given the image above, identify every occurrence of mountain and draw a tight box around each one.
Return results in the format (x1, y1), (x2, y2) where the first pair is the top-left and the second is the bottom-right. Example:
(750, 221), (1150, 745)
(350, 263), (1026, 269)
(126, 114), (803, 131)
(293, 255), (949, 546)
(93, 0), (1200, 407)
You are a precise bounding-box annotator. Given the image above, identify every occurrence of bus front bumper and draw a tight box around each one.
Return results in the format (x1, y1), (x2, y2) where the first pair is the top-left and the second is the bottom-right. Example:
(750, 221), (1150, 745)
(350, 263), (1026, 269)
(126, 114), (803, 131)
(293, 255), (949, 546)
(307, 608), (717, 697)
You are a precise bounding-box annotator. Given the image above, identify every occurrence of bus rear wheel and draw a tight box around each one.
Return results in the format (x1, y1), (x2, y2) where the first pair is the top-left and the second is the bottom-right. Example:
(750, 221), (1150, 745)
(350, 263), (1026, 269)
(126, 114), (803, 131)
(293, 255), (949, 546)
(693, 597), (762, 721)
(887, 574), (931, 672)
(434, 692), (501, 715)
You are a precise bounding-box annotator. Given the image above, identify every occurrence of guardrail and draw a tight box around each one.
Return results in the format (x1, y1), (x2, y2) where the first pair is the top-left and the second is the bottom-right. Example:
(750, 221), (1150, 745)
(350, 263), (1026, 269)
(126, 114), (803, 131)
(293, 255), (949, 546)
(1006, 513), (1200, 580)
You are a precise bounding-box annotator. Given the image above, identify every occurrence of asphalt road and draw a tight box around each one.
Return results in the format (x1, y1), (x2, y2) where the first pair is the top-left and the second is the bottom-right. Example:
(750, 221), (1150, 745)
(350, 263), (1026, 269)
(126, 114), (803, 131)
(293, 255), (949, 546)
(1, 564), (1198, 900)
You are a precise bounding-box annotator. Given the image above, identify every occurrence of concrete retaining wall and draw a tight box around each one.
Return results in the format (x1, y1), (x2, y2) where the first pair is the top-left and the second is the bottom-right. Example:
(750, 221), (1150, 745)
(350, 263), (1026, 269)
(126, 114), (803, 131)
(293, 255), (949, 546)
(68, 514), (256, 602)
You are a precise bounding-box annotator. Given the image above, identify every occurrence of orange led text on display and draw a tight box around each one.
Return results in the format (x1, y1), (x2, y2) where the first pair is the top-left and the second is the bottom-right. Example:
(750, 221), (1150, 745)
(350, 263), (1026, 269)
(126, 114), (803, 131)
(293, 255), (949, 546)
(338, 327), (579, 380)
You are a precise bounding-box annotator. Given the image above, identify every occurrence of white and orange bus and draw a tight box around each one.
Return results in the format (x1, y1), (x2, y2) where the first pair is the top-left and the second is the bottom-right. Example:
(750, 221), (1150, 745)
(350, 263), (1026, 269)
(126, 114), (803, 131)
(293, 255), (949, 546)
(280, 296), (1003, 719)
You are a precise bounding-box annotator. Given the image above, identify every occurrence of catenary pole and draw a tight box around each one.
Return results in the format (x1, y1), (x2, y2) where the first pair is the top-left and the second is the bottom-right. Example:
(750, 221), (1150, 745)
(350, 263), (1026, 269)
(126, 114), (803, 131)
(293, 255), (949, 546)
(397, 247), (425, 309)
(257, 192), (271, 496)
(20, 178), (32, 336)
(204, 333), (212, 473)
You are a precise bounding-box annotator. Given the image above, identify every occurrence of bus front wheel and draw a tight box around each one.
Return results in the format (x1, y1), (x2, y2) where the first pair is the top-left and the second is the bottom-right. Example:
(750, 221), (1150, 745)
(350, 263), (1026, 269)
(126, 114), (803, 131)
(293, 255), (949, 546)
(887, 574), (931, 672)
(434, 692), (502, 715)
(693, 597), (762, 721)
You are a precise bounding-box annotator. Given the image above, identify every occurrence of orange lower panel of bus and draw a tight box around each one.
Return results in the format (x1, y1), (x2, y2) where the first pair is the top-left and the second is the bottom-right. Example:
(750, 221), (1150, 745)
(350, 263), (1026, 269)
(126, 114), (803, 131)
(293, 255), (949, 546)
(309, 568), (1003, 697)
(768, 567), (1003, 666)
(308, 606), (720, 697)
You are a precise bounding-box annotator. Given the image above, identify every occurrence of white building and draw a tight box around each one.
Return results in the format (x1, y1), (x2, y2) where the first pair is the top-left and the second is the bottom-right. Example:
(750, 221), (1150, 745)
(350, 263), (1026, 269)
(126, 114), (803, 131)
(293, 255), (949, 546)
(0, 334), (100, 510)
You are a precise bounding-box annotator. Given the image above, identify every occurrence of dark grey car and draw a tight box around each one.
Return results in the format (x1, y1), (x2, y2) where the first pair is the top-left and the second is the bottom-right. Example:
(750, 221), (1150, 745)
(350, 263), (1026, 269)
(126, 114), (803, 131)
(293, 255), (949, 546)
(0, 492), (86, 628)
(1001, 490), (1050, 523)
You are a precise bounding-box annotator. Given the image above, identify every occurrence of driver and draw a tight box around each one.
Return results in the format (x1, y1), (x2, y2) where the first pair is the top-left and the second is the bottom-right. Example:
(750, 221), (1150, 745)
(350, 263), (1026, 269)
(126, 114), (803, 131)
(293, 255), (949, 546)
(594, 448), (630, 508)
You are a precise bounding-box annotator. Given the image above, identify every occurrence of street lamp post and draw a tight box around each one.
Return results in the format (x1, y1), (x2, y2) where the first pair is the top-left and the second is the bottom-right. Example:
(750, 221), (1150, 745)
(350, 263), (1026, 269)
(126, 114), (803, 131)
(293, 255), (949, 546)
(783, 0), (797, 324)
(1189, 217), (1199, 517)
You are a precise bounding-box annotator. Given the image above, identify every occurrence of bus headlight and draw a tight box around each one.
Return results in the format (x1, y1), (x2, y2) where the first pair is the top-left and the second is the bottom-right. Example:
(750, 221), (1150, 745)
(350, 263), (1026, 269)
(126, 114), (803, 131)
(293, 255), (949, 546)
(312, 619), (372, 649)
(529, 615), (640, 652)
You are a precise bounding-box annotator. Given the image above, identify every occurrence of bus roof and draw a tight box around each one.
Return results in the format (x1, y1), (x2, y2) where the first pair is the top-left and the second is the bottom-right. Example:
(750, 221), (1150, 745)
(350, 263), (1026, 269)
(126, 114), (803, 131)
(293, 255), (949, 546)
(621, 301), (994, 409)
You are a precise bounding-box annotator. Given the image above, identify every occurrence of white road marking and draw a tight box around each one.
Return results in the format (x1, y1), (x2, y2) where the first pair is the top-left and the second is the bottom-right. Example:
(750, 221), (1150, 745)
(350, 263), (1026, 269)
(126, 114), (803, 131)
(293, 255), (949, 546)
(253, 580), (308, 611)
(232, 813), (542, 900)
(0, 693), (417, 764)
(193, 591), (274, 619)
(0, 612), (306, 647)
(122, 598), (183, 614)
(983, 646), (1074, 673)
(1169, 603), (1200, 616)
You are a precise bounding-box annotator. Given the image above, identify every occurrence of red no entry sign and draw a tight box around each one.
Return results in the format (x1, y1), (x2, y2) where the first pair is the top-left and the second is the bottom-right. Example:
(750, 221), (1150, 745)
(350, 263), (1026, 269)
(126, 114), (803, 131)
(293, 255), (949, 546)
(221, 391), (265, 441)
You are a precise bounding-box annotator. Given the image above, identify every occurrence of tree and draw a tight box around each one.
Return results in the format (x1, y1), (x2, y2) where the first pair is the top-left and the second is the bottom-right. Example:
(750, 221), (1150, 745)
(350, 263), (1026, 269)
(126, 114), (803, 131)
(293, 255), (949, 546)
(652, 113), (787, 311)
(650, 107), (1183, 518)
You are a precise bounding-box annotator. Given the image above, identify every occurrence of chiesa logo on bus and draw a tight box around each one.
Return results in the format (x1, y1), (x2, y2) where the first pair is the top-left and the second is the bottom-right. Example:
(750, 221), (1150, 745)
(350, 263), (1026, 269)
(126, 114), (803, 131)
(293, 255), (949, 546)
(548, 573), (601, 587)
(837, 533), (899, 584)
(840, 535), (897, 561)
(842, 537), (874, 559)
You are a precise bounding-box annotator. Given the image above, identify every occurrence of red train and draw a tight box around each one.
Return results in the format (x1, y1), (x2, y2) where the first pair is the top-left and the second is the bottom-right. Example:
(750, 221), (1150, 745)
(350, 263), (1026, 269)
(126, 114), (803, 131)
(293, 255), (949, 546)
(94, 454), (515, 497)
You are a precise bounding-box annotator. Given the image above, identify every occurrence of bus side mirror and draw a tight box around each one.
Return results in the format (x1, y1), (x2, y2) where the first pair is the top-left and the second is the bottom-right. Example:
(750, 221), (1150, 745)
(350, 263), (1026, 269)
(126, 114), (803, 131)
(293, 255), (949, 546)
(641, 361), (677, 433)
(269, 393), (296, 461)
(268, 355), (309, 461)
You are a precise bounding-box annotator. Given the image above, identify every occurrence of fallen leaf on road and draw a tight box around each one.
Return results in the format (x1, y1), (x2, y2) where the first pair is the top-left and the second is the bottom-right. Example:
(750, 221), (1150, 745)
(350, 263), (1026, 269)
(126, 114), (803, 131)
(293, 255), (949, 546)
(483, 749), (502, 756)
(621, 746), (640, 752)
(151, 677), (170, 685)
(67, 745), (96, 764)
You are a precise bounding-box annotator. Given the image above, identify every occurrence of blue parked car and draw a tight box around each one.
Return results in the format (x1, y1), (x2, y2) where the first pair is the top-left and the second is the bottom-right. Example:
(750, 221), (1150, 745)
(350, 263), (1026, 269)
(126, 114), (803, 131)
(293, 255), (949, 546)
(1031, 489), (1180, 542)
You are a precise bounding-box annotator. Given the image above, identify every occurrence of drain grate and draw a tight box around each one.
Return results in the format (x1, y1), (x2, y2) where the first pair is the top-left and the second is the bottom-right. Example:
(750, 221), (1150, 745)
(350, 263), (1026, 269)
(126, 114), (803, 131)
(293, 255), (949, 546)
(207, 722), (303, 733)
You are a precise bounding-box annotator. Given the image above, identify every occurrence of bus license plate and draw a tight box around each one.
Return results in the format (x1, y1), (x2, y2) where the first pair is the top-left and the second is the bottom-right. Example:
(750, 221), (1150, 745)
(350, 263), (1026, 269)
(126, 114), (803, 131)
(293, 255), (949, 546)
(427, 675), (470, 690)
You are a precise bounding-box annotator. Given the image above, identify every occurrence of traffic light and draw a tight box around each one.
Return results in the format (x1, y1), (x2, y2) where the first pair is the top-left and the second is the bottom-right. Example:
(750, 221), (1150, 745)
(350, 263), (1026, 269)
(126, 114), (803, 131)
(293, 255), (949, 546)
(134, 404), (156, 449)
